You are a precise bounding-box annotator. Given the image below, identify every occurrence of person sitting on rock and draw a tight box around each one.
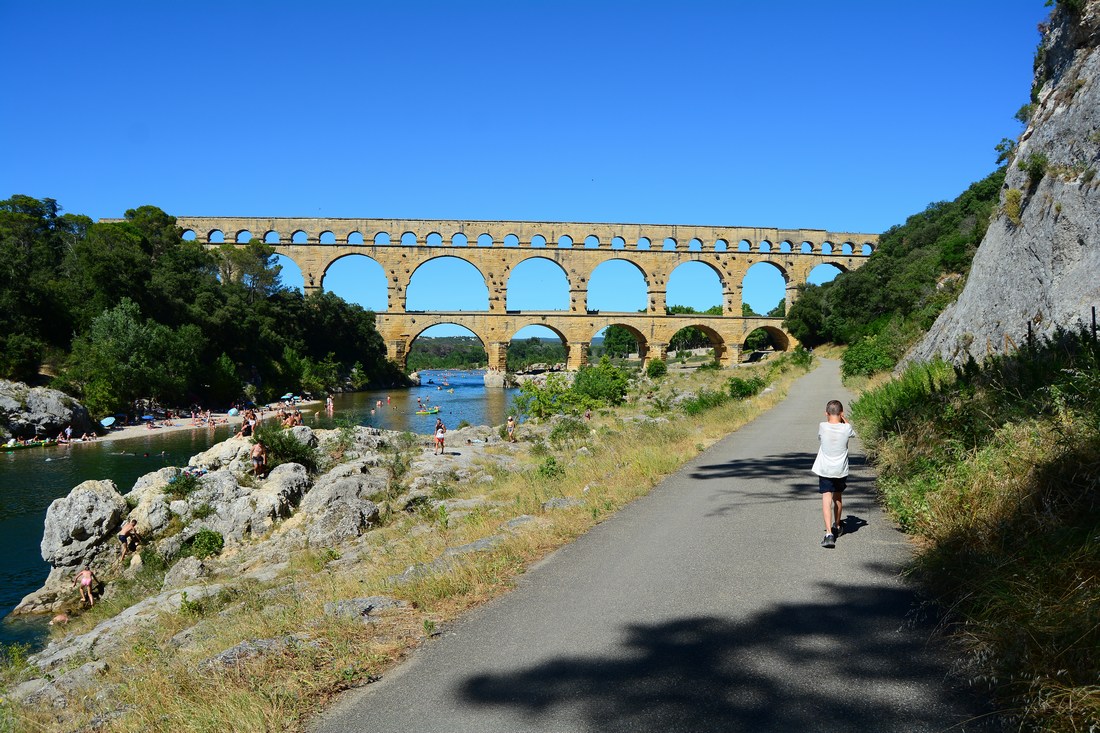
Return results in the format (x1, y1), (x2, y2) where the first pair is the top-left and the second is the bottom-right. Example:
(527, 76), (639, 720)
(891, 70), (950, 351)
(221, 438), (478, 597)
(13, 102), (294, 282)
(251, 439), (268, 477)
(73, 567), (99, 607)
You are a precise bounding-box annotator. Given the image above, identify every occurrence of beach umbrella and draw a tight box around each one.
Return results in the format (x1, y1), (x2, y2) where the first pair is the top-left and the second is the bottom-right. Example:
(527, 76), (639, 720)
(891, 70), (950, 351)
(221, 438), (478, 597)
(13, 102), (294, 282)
(227, 408), (239, 416)
(280, 393), (294, 400)
(100, 417), (116, 428)
(142, 415), (155, 421)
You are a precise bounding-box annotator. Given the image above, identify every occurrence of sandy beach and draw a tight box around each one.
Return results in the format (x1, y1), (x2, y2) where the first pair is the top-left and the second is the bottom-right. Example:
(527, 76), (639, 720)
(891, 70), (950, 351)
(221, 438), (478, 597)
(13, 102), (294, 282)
(75, 401), (324, 446)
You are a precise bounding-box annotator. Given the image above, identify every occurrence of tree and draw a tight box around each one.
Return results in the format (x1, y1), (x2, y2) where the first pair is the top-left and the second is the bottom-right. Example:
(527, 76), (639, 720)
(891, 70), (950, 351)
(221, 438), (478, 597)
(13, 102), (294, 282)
(602, 325), (637, 358)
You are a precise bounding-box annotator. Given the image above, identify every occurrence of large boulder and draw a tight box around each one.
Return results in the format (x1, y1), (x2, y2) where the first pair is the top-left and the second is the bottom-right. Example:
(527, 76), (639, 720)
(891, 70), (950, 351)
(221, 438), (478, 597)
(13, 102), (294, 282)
(40, 480), (127, 568)
(297, 473), (384, 546)
(0, 379), (96, 441)
(188, 436), (253, 472)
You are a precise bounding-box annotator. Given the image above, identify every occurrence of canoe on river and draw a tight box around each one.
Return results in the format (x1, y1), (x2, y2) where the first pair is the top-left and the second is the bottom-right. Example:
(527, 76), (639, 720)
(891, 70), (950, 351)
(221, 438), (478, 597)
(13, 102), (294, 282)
(415, 407), (441, 415)
(3, 439), (58, 451)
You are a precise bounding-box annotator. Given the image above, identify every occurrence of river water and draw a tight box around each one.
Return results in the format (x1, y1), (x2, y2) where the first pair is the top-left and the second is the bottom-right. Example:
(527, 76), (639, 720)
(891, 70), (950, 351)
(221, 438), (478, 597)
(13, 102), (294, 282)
(0, 370), (516, 649)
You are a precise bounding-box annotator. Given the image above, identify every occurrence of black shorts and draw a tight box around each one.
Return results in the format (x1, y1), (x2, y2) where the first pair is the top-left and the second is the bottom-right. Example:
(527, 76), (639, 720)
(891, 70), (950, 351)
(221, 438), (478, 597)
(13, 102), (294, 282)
(818, 476), (847, 494)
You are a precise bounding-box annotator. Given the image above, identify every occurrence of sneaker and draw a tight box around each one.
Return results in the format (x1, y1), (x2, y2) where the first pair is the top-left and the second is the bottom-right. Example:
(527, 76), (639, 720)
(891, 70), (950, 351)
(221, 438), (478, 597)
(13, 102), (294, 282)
(832, 523), (843, 539)
(821, 533), (835, 549)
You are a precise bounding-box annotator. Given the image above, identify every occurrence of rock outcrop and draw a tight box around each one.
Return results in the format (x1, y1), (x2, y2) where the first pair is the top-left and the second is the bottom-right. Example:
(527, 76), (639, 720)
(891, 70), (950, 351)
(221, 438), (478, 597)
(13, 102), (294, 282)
(906, 1), (1100, 364)
(0, 379), (97, 441)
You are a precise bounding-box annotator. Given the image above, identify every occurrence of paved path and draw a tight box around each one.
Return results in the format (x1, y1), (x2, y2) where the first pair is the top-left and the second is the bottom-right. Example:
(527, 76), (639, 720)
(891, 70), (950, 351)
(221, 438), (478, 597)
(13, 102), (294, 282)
(312, 361), (982, 733)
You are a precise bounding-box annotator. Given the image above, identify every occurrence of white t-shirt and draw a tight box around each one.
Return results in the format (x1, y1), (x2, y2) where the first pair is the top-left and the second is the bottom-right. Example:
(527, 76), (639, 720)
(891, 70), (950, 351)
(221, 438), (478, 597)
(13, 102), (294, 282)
(812, 421), (856, 478)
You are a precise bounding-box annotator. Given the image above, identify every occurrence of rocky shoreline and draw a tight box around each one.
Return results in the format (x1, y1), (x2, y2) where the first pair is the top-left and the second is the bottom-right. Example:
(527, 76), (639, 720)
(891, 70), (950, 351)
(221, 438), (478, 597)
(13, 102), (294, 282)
(5, 419), (530, 717)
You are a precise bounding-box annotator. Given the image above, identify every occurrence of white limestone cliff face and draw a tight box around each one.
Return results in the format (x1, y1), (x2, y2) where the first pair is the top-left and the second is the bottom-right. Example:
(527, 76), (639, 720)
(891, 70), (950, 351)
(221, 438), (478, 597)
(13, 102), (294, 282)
(906, 1), (1100, 365)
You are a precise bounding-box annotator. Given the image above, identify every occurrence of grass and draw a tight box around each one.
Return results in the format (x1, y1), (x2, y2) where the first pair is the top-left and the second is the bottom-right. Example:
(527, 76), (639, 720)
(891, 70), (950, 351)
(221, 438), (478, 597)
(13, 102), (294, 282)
(3, 358), (810, 733)
(853, 331), (1100, 732)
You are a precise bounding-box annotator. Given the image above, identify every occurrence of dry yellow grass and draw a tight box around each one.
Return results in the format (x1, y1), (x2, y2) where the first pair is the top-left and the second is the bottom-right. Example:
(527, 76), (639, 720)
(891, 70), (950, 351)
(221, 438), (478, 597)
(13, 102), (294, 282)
(3, 359), (810, 733)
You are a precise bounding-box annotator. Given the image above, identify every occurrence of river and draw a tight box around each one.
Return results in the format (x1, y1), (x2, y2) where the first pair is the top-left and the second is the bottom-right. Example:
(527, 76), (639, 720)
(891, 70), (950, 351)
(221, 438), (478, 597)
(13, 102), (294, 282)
(0, 370), (517, 649)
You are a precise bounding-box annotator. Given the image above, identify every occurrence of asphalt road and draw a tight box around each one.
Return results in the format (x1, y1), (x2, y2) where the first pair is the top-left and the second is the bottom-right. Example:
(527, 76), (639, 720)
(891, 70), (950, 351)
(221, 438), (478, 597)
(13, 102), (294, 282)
(311, 360), (984, 733)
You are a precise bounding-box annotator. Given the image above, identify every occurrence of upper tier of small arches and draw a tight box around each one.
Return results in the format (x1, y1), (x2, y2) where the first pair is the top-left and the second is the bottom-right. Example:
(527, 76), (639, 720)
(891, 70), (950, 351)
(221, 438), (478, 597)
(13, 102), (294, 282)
(168, 217), (877, 256)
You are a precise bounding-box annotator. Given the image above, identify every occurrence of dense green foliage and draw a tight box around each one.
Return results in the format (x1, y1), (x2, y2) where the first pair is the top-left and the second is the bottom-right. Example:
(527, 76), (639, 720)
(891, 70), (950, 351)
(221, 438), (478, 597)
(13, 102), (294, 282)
(784, 169), (1005, 374)
(507, 337), (567, 371)
(727, 375), (766, 400)
(512, 358), (633, 419)
(0, 196), (404, 414)
(667, 305), (723, 352)
(852, 330), (1100, 730)
(182, 529), (225, 560)
(645, 358), (668, 379)
(253, 423), (321, 474)
(600, 325), (638, 358)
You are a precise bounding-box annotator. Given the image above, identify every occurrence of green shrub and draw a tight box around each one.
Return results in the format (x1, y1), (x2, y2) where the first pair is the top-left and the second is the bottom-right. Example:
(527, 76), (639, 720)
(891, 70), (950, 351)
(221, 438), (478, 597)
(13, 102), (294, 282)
(253, 423), (320, 474)
(182, 529), (224, 559)
(1004, 188), (1023, 225)
(165, 472), (201, 500)
(646, 359), (668, 379)
(790, 345), (814, 370)
(537, 456), (565, 479)
(571, 357), (631, 406)
(727, 375), (766, 400)
(456, 419), (471, 429)
(549, 416), (589, 447)
(682, 388), (728, 415)
(1018, 152), (1048, 186)
(841, 335), (897, 378)
(191, 503), (215, 520)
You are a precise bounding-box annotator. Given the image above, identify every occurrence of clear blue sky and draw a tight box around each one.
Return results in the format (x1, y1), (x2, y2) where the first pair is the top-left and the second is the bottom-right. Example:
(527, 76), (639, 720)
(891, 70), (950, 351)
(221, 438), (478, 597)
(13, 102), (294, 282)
(0, 1), (1048, 340)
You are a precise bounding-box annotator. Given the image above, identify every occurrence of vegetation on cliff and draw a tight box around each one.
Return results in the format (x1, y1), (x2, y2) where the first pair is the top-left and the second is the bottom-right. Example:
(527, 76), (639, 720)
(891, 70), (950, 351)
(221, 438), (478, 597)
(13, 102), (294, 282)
(784, 169), (1005, 377)
(0, 196), (405, 414)
(852, 332), (1100, 731)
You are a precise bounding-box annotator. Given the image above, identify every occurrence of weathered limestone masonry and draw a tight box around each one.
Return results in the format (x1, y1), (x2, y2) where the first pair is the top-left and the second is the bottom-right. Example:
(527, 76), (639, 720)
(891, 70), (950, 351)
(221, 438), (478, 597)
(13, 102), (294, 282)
(155, 217), (876, 373)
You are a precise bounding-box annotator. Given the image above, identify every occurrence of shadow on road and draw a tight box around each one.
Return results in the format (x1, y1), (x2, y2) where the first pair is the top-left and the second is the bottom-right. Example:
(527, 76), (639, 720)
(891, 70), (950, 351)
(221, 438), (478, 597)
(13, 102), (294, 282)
(459, 567), (989, 733)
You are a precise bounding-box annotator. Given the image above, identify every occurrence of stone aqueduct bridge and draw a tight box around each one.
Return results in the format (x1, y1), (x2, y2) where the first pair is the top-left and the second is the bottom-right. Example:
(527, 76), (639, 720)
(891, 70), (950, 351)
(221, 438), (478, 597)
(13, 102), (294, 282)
(173, 217), (877, 371)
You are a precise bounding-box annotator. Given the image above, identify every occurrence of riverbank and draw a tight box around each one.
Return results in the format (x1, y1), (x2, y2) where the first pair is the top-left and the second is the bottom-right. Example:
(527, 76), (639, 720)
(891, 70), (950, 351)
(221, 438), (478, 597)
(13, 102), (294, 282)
(72, 402), (324, 446)
(1, 357), (814, 732)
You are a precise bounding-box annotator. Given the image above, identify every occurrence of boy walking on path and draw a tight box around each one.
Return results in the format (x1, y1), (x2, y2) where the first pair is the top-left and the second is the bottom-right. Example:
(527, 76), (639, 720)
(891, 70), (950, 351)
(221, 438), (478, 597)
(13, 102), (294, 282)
(812, 399), (855, 548)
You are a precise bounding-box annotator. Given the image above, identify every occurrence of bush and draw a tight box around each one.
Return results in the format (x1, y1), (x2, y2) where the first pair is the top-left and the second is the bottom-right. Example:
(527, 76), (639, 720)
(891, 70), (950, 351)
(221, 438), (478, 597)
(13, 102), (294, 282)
(253, 423), (320, 474)
(571, 357), (631, 406)
(165, 472), (201, 500)
(790, 345), (814, 370)
(183, 529), (224, 559)
(1018, 151), (1048, 186)
(645, 359), (668, 379)
(841, 335), (896, 378)
(536, 456), (565, 479)
(549, 416), (589, 447)
(727, 375), (766, 400)
(682, 388), (728, 415)
(1004, 188), (1023, 225)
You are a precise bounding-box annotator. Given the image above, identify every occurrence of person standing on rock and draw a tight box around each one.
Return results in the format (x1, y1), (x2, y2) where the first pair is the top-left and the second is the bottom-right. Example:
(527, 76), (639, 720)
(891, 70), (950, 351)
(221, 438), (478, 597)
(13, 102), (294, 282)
(811, 399), (855, 549)
(507, 415), (517, 443)
(117, 518), (140, 566)
(73, 567), (99, 607)
(434, 420), (447, 455)
(251, 439), (268, 477)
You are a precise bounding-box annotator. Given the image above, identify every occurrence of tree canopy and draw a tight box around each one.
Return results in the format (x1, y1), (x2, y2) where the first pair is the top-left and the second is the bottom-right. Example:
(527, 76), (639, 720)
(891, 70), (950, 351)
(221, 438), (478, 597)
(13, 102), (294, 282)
(0, 196), (405, 414)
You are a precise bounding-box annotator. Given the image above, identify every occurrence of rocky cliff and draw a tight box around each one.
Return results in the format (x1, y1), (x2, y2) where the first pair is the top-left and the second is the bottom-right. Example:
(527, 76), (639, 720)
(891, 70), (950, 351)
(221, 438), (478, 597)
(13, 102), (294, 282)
(0, 379), (97, 441)
(906, 0), (1100, 364)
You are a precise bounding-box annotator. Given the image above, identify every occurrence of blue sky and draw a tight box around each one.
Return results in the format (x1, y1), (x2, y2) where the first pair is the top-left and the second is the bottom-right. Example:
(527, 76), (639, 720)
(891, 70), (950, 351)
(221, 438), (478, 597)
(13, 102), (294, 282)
(1, 1), (1048, 339)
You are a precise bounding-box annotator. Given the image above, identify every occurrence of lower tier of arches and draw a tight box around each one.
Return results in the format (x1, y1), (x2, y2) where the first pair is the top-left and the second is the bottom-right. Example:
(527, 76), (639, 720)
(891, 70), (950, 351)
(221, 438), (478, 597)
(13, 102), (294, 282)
(378, 312), (794, 372)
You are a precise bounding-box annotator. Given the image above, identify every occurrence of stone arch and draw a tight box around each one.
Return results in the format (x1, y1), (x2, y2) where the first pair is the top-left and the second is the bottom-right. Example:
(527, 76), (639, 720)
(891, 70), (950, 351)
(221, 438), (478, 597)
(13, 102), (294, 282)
(531, 234), (547, 248)
(506, 256), (571, 310)
(452, 232), (468, 246)
(840, 242), (854, 255)
(558, 234), (574, 248)
(779, 240), (793, 253)
(715, 239), (728, 251)
(263, 230), (281, 244)
(320, 252), (389, 310)
(664, 322), (724, 356)
(182, 229), (197, 241)
(587, 258), (650, 312)
(813, 261), (850, 277)
(209, 229), (225, 243)
(425, 232), (443, 246)
(406, 323), (489, 362)
(666, 260), (725, 310)
(374, 231), (391, 245)
(272, 254), (305, 292)
(738, 239), (751, 252)
(292, 230), (308, 244)
(862, 243), (874, 255)
(800, 241), (813, 254)
(662, 237), (677, 251)
(401, 231), (417, 246)
(688, 238), (703, 251)
(759, 240), (772, 253)
(636, 237), (651, 250)
(593, 322), (649, 359)
(821, 241), (834, 254)
(741, 261), (789, 316)
(610, 236), (626, 250)
(406, 255), (490, 311)
(584, 235), (600, 248)
(504, 233), (520, 247)
(477, 233), (494, 247)
(742, 325), (791, 352)
(319, 230), (336, 244)
(235, 230), (253, 243)
(347, 231), (364, 244)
